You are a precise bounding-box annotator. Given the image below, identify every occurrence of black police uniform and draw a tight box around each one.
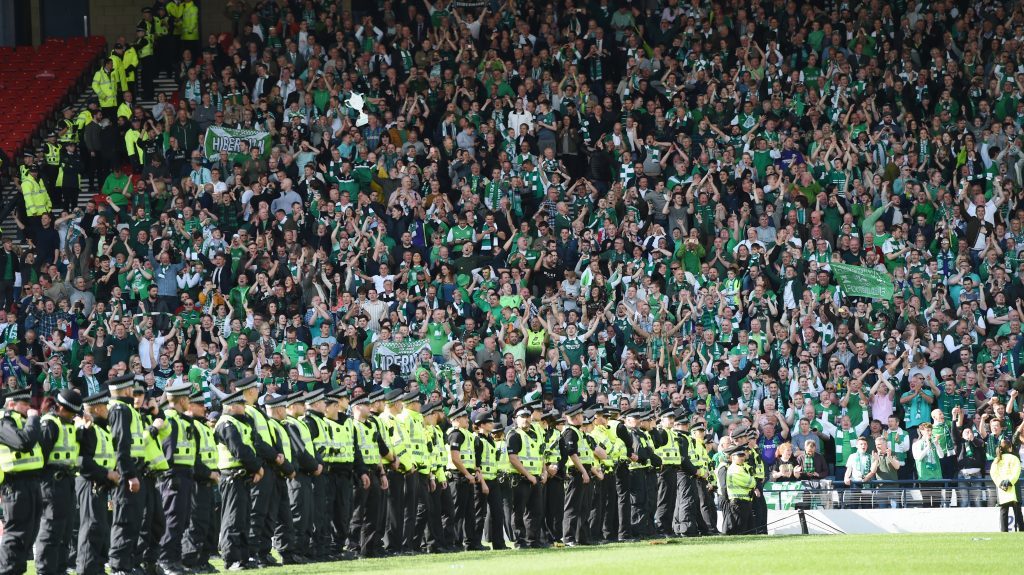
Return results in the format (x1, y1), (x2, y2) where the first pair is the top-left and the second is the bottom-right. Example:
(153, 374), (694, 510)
(108, 395), (144, 575)
(215, 411), (263, 568)
(0, 406), (43, 575)
(35, 410), (79, 575)
(505, 426), (543, 548)
(76, 412), (118, 575)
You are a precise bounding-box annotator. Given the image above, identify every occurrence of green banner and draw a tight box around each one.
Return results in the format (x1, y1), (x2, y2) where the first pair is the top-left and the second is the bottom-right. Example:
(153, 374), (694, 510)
(832, 263), (894, 300)
(203, 126), (272, 160)
(372, 338), (430, 375)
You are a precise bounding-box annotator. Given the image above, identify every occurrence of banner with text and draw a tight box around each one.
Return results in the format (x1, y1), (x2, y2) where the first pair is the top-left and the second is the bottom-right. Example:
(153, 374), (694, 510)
(372, 339), (430, 375)
(203, 126), (272, 160)
(832, 263), (895, 300)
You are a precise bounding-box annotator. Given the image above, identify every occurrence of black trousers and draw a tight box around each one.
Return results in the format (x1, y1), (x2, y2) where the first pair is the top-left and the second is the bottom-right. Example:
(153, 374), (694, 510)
(510, 477), (543, 548)
(287, 474), (313, 555)
(724, 499), (752, 535)
(75, 478), (110, 575)
(158, 469), (194, 565)
(674, 473), (704, 536)
(448, 475), (478, 549)
(628, 468), (649, 538)
(35, 472), (75, 575)
(562, 472), (593, 545)
(751, 490), (768, 534)
(353, 473), (383, 558)
(108, 479), (143, 571)
(136, 475), (165, 565)
(59, 185), (80, 213)
(248, 469), (273, 560)
(403, 473), (426, 550)
(0, 475), (42, 575)
(644, 470), (657, 536)
(588, 476), (606, 541)
(138, 56), (154, 100)
(384, 470), (407, 553)
(474, 478), (506, 549)
(181, 480), (214, 565)
(543, 476), (564, 543)
(219, 473), (252, 564)
(698, 479), (719, 534)
(1000, 502), (1024, 531)
(416, 475), (443, 552)
(654, 466), (678, 535)
(615, 464), (631, 539)
(269, 475), (295, 556)
(332, 469), (354, 549)
(497, 477), (513, 545)
(310, 474), (333, 557)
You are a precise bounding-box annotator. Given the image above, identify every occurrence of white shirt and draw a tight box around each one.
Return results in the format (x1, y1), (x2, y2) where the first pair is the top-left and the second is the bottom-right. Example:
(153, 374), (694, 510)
(138, 335), (166, 371)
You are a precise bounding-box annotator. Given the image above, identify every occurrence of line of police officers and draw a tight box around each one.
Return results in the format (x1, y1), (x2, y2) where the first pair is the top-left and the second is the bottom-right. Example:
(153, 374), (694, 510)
(0, 376), (771, 575)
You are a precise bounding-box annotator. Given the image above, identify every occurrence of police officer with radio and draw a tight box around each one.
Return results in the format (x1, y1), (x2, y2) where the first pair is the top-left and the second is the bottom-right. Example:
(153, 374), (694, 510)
(35, 389), (84, 575)
(0, 388), (43, 575)
(215, 390), (264, 571)
(76, 390), (121, 575)
(106, 374), (144, 575)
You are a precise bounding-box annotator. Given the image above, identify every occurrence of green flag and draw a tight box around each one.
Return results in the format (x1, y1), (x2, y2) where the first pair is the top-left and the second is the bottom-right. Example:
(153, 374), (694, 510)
(203, 126), (272, 161)
(831, 263), (894, 300)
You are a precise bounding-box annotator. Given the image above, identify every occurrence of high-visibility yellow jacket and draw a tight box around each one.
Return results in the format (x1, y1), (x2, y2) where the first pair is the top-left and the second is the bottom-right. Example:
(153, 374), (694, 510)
(92, 68), (117, 108)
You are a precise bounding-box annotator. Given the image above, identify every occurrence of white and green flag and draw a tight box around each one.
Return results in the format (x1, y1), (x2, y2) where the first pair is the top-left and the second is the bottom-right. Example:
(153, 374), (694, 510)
(832, 263), (895, 300)
(203, 126), (272, 160)
(372, 338), (430, 375)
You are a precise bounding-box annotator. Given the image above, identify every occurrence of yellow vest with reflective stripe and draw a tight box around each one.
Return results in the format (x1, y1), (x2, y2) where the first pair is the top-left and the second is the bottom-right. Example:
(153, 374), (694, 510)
(397, 410), (428, 472)
(380, 414), (414, 471)
(21, 176), (51, 216)
(216, 414), (254, 469)
(355, 419), (381, 465)
(108, 400), (146, 459)
(510, 428), (542, 475)
(92, 68), (117, 107)
(429, 425), (446, 482)
(245, 405), (272, 445)
(89, 423), (116, 471)
(139, 20), (154, 57)
(268, 418), (292, 462)
(142, 418), (168, 472)
(45, 142), (61, 166)
(566, 426), (595, 468)
(477, 434), (498, 480)
(653, 429), (681, 466)
(0, 410), (43, 473)
(495, 439), (511, 474)
(331, 417), (354, 463)
(447, 426), (476, 471)
(160, 410), (195, 466)
(307, 413), (332, 461)
(41, 413), (79, 467)
(629, 430), (653, 470)
(726, 463), (756, 501)
(286, 416), (315, 462)
(194, 419), (217, 467)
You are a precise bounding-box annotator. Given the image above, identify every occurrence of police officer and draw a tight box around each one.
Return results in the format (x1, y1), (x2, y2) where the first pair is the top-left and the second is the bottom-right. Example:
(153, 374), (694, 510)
(472, 410), (505, 550)
(182, 392), (219, 573)
(134, 21), (154, 100)
(239, 376), (284, 568)
(745, 427), (768, 534)
(106, 374), (144, 575)
(215, 390), (264, 570)
(324, 388), (358, 555)
(57, 106), (79, 144)
(76, 390), (119, 575)
(35, 389), (82, 575)
(21, 163), (51, 236)
(560, 404), (600, 546)
(674, 418), (705, 537)
(540, 409), (563, 545)
(302, 389), (337, 560)
(650, 409), (680, 537)
(154, 382), (197, 575)
(0, 388), (43, 575)
(416, 402), (447, 553)
(380, 390), (416, 555)
(589, 407), (621, 542)
(349, 395), (388, 558)
(56, 140), (82, 213)
(691, 421), (719, 535)
(505, 406), (544, 549)
(262, 393), (299, 564)
(446, 406), (481, 551)
(134, 385), (168, 575)
(283, 391), (321, 560)
(724, 445), (755, 535)
(396, 391), (427, 553)
(42, 133), (61, 194)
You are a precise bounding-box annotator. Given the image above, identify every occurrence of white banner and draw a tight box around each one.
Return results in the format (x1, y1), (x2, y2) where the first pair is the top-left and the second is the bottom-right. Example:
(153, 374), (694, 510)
(766, 508), (1006, 535)
(372, 338), (430, 376)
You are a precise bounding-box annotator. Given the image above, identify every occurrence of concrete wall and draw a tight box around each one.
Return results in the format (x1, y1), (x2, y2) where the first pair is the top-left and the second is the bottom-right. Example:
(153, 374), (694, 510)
(87, 0), (232, 44)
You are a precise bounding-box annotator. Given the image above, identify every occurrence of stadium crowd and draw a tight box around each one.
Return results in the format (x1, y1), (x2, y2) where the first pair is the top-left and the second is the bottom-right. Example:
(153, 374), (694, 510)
(4, 2), (1024, 570)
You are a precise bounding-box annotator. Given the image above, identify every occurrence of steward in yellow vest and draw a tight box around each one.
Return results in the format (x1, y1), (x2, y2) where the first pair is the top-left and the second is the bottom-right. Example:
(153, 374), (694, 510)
(78, 390), (122, 575)
(37, 389), (84, 575)
(21, 164), (51, 219)
(182, 391), (219, 572)
(214, 390), (263, 569)
(91, 59), (118, 111)
(0, 388), (43, 575)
